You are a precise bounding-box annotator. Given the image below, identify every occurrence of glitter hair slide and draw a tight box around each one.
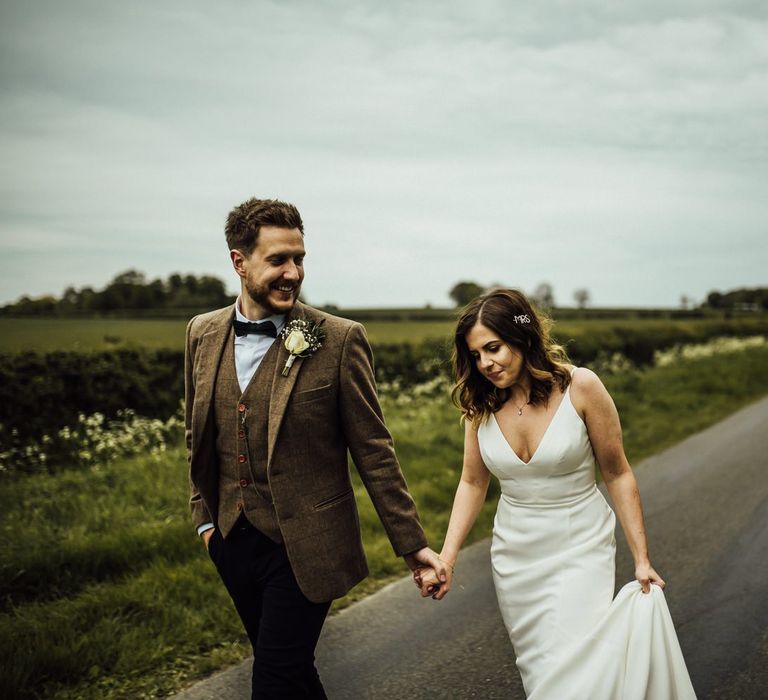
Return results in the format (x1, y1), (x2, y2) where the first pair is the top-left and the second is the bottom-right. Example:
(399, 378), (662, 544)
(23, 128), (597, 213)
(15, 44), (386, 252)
(513, 314), (531, 324)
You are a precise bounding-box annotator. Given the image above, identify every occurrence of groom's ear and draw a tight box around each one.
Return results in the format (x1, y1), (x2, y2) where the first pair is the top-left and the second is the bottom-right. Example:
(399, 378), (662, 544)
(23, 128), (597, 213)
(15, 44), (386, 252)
(230, 249), (247, 278)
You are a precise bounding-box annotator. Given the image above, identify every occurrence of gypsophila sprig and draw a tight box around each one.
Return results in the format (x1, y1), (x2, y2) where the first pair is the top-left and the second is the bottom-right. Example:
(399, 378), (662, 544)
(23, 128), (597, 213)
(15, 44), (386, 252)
(281, 319), (326, 376)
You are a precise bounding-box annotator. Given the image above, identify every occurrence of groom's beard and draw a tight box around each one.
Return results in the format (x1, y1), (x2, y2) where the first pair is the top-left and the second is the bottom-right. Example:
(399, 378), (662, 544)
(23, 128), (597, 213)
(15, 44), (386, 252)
(245, 279), (301, 316)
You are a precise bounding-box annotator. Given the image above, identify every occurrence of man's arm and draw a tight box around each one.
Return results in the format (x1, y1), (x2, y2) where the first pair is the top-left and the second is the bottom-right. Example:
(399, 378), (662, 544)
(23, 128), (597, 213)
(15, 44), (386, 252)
(337, 322), (444, 584)
(185, 315), (214, 534)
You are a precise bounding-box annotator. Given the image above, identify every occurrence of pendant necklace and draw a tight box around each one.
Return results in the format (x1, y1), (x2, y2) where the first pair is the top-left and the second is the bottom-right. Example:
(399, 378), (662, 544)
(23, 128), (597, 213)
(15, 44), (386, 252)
(513, 392), (531, 416)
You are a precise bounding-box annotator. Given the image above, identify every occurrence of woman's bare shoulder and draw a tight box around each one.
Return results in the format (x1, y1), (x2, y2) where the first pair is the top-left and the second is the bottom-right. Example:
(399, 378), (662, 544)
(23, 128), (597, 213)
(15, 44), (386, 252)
(569, 365), (602, 388)
(568, 366), (608, 413)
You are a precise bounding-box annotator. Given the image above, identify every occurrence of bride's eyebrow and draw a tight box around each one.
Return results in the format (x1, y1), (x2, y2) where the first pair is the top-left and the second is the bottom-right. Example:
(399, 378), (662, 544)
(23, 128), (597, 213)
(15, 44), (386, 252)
(469, 341), (497, 354)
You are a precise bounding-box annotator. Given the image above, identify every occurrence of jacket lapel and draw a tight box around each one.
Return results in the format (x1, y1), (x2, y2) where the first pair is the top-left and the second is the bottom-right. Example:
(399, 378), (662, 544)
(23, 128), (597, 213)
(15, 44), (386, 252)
(267, 301), (309, 468)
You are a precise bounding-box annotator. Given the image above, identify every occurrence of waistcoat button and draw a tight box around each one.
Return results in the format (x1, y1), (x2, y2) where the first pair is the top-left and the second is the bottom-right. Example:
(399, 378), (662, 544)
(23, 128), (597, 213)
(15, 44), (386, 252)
(239, 478), (249, 487)
(238, 454), (246, 463)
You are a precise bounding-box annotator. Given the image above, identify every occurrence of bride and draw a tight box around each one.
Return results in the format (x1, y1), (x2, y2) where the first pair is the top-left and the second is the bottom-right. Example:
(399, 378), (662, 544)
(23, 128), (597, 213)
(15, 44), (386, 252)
(416, 288), (695, 699)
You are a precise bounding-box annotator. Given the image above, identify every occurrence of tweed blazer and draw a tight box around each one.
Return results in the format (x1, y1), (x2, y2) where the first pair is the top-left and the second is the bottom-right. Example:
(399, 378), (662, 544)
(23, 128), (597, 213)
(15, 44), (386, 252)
(185, 301), (428, 602)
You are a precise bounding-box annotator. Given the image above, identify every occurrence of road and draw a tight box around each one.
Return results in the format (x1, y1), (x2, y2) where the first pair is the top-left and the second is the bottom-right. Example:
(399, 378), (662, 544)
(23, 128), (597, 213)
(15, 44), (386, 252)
(173, 396), (768, 699)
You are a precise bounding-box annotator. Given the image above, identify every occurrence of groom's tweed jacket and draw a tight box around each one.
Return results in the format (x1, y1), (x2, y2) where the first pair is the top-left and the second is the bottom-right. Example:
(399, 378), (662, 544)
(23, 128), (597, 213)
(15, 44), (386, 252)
(185, 301), (428, 603)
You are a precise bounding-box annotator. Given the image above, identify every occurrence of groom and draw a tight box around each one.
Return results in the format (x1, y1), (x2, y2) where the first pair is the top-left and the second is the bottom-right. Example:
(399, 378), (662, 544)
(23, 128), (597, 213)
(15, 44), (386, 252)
(185, 197), (448, 699)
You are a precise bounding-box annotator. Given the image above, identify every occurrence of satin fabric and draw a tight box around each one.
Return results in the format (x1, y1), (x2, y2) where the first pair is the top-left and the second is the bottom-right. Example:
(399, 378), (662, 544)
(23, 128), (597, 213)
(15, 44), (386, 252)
(477, 374), (695, 699)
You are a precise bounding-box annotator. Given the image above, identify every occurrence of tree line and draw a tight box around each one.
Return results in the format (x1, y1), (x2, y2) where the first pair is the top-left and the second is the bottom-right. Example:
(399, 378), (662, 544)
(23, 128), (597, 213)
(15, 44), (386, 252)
(449, 281), (767, 311)
(3, 272), (766, 317)
(1, 270), (234, 316)
(449, 281), (588, 308)
(706, 287), (768, 311)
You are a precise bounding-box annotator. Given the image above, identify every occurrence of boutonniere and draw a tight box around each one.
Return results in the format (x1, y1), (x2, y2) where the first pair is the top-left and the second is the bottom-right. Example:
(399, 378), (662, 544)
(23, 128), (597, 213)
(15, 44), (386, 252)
(280, 319), (326, 376)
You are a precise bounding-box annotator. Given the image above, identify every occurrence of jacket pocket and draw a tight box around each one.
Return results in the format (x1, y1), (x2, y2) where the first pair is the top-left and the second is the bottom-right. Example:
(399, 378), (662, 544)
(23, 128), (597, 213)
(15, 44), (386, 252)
(292, 383), (333, 405)
(313, 487), (354, 511)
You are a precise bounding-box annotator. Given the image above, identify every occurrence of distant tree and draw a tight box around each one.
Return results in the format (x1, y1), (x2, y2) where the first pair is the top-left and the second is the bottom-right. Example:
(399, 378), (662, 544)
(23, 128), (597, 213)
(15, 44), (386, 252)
(99, 269), (153, 310)
(11, 295), (58, 315)
(704, 287), (768, 311)
(197, 275), (228, 304)
(573, 288), (590, 309)
(60, 286), (80, 313)
(168, 273), (184, 293)
(531, 282), (555, 309)
(706, 291), (724, 309)
(183, 274), (199, 295)
(77, 287), (97, 312)
(449, 281), (485, 307)
(680, 295), (690, 310)
(111, 269), (147, 286)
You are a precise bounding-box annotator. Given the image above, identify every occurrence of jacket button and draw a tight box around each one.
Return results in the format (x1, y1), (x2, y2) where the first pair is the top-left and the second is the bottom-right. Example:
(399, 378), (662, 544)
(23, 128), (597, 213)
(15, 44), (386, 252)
(238, 454), (246, 464)
(239, 478), (249, 487)
(238, 429), (246, 439)
(238, 403), (246, 413)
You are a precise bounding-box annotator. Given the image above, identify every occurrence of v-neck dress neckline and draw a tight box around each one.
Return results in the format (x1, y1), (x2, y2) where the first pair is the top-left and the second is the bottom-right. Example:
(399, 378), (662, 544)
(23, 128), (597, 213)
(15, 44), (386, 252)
(491, 384), (572, 466)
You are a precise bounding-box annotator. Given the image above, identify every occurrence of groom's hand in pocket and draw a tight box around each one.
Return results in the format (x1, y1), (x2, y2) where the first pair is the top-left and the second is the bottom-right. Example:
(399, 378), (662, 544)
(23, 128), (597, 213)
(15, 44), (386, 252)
(201, 529), (215, 550)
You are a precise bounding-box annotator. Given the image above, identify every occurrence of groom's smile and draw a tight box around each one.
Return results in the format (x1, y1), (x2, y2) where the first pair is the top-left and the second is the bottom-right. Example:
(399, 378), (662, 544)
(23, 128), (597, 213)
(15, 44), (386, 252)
(232, 225), (306, 319)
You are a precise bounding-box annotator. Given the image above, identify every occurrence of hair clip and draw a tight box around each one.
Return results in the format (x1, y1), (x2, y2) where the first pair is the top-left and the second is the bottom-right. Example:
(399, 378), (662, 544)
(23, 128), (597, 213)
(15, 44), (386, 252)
(513, 314), (531, 324)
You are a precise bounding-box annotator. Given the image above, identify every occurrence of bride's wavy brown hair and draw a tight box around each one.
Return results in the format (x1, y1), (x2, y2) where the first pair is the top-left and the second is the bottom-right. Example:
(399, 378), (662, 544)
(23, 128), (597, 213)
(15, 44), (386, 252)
(451, 288), (572, 425)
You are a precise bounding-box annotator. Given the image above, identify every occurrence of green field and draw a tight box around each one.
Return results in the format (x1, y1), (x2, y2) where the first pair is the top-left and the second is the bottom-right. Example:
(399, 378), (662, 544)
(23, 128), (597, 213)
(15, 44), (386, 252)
(3, 344), (768, 699)
(0, 317), (457, 351)
(2, 316), (768, 352)
(0, 318), (191, 352)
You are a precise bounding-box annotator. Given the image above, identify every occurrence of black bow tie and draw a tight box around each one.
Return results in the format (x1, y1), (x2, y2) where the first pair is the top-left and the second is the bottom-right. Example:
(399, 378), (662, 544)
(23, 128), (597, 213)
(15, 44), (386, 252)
(232, 318), (278, 338)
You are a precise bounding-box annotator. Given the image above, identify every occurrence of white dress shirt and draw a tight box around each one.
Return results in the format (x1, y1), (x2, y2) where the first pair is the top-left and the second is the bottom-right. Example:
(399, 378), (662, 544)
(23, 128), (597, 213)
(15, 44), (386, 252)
(197, 298), (285, 536)
(233, 300), (285, 392)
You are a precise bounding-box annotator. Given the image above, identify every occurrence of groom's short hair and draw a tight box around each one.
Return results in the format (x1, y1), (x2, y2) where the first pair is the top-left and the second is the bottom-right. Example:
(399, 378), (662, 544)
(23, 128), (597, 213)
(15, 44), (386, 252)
(225, 198), (304, 255)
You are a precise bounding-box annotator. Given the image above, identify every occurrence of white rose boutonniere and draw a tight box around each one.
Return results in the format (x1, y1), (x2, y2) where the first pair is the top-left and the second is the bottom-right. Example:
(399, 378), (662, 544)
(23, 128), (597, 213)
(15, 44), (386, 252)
(280, 319), (326, 376)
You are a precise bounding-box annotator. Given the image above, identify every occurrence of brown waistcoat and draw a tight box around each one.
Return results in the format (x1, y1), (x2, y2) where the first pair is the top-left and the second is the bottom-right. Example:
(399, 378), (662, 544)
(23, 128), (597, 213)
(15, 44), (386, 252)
(213, 329), (282, 541)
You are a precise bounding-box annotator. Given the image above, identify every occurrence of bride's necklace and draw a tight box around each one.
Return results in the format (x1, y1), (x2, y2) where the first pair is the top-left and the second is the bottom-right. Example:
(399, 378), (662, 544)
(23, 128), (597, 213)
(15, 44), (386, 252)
(511, 389), (531, 416)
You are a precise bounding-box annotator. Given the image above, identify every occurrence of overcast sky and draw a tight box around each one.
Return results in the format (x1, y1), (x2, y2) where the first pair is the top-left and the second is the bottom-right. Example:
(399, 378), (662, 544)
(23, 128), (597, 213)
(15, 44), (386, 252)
(1, 0), (766, 308)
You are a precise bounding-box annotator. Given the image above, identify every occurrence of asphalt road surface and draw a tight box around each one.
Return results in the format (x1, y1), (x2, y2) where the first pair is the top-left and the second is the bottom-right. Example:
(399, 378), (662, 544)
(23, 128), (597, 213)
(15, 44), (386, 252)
(173, 396), (768, 699)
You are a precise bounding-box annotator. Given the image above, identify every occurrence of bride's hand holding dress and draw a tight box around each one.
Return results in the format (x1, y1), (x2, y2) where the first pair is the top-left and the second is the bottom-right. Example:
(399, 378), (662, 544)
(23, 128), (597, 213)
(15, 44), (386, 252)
(570, 366), (665, 594)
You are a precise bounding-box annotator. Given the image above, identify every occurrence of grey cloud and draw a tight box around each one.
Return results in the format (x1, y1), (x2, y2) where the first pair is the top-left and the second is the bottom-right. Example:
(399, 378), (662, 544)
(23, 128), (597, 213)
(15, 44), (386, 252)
(0, 0), (766, 307)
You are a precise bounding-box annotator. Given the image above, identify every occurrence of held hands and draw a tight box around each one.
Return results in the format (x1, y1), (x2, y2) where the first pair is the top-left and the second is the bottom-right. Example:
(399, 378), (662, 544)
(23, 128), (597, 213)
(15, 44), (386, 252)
(404, 547), (448, 583)
(635, 561), (665, 594)
(413, 566), (450, 600)
(409, 553), (455, 601)
(403, 547), (454, 600)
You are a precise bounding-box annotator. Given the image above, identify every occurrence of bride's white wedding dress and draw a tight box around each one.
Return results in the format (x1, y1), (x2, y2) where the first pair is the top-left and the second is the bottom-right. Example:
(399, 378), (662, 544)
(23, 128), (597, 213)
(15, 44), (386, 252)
(477, 369), (696, 699)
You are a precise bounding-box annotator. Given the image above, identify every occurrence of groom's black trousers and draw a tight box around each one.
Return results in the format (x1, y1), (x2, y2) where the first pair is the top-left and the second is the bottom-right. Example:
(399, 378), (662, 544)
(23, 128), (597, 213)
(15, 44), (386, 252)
(208, 517), (332, 700)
